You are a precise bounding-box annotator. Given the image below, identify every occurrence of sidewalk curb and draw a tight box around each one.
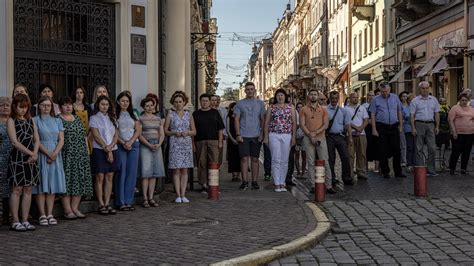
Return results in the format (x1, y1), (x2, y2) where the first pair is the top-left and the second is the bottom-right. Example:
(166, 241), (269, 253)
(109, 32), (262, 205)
(210, 202), (331, 266)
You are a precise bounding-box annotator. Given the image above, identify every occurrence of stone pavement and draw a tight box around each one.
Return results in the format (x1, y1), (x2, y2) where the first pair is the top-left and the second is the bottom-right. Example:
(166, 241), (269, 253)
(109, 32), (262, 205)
(0, 165), (316, 264)
(274, 161), (474, 265)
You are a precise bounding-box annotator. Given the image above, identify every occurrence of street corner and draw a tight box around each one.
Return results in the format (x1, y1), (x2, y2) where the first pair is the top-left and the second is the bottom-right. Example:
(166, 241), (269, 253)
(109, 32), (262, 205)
(211, 201), (331, 266)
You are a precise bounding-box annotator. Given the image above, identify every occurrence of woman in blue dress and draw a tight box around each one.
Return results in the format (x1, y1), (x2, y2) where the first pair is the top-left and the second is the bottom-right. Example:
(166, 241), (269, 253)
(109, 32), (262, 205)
(164, 91), (196, 204)
(33, 96), (66, 226)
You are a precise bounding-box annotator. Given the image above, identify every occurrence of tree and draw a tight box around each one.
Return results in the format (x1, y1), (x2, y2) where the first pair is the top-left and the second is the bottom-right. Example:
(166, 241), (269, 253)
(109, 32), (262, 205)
(222, 87), (240, 101)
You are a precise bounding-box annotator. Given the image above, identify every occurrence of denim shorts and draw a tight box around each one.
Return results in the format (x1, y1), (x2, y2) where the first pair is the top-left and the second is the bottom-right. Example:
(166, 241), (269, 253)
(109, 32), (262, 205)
(140, 140), (165, 178)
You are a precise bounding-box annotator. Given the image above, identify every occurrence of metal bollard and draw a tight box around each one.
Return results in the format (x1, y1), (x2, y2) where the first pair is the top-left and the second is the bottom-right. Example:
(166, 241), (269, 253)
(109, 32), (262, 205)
(414, 166), (427, 197)
(208, 162), (220, 200)
(314, 160), (326, 202)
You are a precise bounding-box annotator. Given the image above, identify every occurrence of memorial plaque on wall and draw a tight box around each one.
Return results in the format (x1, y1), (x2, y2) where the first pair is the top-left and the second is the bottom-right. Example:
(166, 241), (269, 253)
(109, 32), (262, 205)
(132, 5), (145, 27)
(131, 34), (146, 65)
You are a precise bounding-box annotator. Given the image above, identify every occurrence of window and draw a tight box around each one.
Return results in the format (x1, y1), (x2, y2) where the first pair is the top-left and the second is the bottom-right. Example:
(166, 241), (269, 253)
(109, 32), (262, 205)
(382, 10), (386, 47)
(336, 34), (339, 56)
(340, 30), (344, 55)
(364, 28), (367, 57)
(353, 35), (357, 63)
(345, 27), (348, 53)
(375, 18), (379, 50)
(369, 24), (373, 53)
(359, 32), (362, 60)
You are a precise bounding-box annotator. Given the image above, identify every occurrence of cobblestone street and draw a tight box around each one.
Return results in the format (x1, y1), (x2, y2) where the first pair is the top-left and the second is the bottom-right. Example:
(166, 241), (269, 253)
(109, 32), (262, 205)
(0, 168), (315, 264)
(274, 162), (474, 265)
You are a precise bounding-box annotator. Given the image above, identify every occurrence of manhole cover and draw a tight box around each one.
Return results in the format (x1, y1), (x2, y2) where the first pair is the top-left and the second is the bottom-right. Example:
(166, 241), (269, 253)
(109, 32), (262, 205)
(167, 219), (219, 227)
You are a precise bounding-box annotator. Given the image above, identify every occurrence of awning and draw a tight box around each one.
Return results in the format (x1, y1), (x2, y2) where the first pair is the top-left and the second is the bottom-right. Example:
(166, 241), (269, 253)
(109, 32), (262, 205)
(416, 55), (442, 78)
(432, 56), (448, 74)
(389, 65), (411, 83)
(321, 67), (339, 81)
(333, 63), (348, 85)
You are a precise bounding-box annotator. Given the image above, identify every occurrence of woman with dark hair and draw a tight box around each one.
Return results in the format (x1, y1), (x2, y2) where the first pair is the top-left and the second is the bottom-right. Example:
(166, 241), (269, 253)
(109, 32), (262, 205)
(164, 91), (196, 203)
(33, 96), (66, 226)
(226, 102), (241, 181)
(12, 84), (29, 98)
(0, 97), (12, 225)
(32, 84), (61, 116)
(59, 96), (93, 219)
(90, 95), (118, 215)
(448, 93), (474, 175)
(138, 96), (165, 207)
(7, 94), (40, 231)
(399, 91), (415, 171)
(115, 91), (141, 211)
(263, 89), (296, 192)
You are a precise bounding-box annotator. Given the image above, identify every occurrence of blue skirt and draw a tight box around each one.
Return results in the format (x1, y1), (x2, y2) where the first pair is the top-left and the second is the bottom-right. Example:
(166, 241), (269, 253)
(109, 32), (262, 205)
(91, 148), (119, 174)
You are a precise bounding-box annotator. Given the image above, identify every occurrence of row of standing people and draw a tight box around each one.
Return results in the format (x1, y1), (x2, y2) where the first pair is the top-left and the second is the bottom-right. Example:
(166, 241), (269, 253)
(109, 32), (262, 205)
(0, 84), (171, 232)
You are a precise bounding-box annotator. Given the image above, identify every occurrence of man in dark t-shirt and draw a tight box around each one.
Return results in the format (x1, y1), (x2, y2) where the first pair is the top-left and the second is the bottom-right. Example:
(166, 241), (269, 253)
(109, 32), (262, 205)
(193, 93), (225, 193)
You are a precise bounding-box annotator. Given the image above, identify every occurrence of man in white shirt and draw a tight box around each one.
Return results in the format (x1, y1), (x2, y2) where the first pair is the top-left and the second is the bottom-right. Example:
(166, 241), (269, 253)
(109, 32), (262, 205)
(211, 95), (228, 165)
(345, 92), (369, 180)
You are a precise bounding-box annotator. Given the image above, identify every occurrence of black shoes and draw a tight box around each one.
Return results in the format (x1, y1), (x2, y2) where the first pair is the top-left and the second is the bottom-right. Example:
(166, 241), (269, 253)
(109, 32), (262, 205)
(343, 180), (354, 186)
(251, 181), (261, 190)
(461, 169), (468, 175)
(239, 181), (249, 190)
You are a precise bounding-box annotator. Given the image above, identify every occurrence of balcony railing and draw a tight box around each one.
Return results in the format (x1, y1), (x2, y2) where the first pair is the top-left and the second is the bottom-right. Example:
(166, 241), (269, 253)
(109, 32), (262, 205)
(352, 0), (375, 21)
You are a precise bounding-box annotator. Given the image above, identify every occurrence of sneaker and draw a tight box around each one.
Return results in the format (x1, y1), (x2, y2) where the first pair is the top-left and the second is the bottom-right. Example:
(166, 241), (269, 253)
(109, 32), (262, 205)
(427, 172), (439, 177)
(251, 181), (261, 190)
(175, 197), (182, 203)
(200, 187), (208, 194)
(264, 174), (271, 181)
(181, 197), (190, 203)
(274, 188), (281, 192)
(280, 187), (288, 192)
(239, 181), (249, 190)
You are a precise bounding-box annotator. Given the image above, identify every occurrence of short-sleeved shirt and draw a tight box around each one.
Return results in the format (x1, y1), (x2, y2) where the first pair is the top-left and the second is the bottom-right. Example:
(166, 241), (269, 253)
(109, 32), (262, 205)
(117, 111), (137, 142)
(409, 95), (440, 122)
(368, 93), (402, 125)
(89, 112), (117, 150)
(345, 104), (369, 135)
(326, 104), (350, 134)
(140, 114), (162, 141)
(193, 108), (225, 141)
(234, 98), (265, 138)
(300, 104), (328, 139)
(217, 106), (228, 136)
(401, 104), (412, 133)
(448, 105), (474, 134)
(269, 104), (293, 134)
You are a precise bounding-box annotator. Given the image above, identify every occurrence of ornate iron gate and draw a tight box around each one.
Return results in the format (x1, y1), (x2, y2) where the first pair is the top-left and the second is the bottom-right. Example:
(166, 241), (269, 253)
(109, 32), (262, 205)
(14, 0), (116, 103)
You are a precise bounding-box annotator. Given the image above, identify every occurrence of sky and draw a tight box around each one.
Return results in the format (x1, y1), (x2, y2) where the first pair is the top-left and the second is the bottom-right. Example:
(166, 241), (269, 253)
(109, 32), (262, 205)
(212, 0), (292, 95)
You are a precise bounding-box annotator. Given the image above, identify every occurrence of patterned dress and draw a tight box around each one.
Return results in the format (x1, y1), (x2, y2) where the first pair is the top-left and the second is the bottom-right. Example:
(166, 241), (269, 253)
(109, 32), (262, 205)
(8, 118), (39, 187)
(168, 110), (193, 169)
(33, 116), (66, 194)
(60, 116), (93, 196)
(0, 122), (12, 197)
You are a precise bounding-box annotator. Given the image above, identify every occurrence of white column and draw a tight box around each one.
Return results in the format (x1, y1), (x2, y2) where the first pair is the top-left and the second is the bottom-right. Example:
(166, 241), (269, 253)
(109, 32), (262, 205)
(165, 0), (192, 109)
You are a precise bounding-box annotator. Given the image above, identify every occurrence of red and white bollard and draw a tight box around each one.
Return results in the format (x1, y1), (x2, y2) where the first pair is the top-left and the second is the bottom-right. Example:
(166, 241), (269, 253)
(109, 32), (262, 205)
(314, 160), (326, 202)
(208, 162), (220, 200)
(414, 166), (427, 197)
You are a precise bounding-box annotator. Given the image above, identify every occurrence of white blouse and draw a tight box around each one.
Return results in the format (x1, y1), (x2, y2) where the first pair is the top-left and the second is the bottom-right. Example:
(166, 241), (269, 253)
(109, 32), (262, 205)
(117, 111), (136, 142)
(89, 112), (118, 150)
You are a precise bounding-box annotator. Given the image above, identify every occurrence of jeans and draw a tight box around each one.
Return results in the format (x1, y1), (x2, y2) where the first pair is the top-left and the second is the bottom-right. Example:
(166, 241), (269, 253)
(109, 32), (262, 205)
(269, 133), (291, 186)
(405, 133), (415, 166)
(400, 132), (407, 165)
(263, 143), (271, 176)
(115, 142), (140, 206)
(327, 134), (352, 183)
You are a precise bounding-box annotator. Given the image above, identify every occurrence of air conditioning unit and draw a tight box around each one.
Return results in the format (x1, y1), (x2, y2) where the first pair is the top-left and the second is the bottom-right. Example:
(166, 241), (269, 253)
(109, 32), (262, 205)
(401, 49), (413, 62)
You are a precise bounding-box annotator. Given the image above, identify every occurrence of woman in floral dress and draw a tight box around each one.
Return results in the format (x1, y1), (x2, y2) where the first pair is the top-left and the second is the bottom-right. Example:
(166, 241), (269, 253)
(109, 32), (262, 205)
(164, 91), (196, 204)
(59, 96), (93, 219)
(0, 97), (12, 223)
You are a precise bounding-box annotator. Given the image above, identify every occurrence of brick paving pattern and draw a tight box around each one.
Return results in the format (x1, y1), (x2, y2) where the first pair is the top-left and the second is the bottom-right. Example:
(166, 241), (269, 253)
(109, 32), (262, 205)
(0, 170), (315, 264)
(275, 158), (474, 265)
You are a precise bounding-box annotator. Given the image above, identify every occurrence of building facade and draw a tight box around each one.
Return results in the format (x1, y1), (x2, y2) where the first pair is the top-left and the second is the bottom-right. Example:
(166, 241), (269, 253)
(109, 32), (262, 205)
(0, 0), (216, 111)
